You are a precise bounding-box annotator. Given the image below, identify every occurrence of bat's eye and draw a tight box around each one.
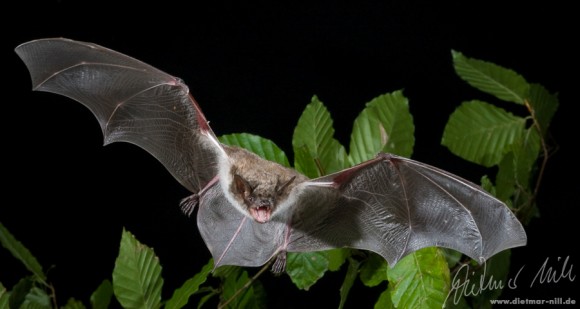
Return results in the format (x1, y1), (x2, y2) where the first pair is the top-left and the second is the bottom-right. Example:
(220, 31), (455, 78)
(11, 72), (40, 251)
(247, 196), (255, 202)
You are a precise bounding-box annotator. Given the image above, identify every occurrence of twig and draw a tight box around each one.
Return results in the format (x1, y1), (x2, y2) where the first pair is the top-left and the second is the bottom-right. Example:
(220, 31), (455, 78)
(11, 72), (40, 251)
(47, 282), (57, 309)
(521, 99), (551, 222)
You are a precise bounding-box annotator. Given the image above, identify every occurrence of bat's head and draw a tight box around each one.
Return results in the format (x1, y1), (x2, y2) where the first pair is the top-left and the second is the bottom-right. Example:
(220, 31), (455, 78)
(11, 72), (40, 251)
(233, 174), (296, 223)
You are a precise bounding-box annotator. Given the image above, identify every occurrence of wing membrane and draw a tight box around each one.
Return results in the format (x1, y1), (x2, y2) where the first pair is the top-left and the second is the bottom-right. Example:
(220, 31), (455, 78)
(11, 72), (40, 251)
(16, 38), (222, 192)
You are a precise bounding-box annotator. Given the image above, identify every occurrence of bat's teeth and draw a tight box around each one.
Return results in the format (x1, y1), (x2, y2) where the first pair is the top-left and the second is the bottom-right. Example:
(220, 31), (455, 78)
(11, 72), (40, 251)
(250, 206), (271, 223)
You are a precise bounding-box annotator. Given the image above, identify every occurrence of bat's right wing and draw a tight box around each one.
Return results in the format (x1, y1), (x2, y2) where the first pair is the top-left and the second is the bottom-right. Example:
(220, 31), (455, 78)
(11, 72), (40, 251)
(15, 38), (223, 193)
(287, 153), (527, 266)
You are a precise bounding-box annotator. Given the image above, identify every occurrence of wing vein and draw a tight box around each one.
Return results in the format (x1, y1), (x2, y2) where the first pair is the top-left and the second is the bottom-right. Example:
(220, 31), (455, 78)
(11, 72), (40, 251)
(402, 161), (484, 256)
(391, 160), (414, 263)
(217, 216), (248, 266)
(105, 85), (185, 135)
(35, 62), (149, 90)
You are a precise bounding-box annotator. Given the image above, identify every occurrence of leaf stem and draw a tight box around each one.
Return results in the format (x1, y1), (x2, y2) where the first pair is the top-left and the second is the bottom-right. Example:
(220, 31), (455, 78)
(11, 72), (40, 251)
(48, 282), (58, 309)
(520, 99), (551, 222)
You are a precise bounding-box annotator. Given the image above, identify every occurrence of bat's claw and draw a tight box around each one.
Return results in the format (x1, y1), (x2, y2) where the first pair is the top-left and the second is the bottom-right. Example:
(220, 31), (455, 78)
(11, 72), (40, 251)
(271, 251), (287, 275)
(180, 194), (199, 217)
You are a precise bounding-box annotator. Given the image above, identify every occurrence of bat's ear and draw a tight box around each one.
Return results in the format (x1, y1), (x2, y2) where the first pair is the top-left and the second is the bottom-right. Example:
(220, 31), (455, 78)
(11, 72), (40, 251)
(276, 176), (296, 195)
(234, 174), (253, 196)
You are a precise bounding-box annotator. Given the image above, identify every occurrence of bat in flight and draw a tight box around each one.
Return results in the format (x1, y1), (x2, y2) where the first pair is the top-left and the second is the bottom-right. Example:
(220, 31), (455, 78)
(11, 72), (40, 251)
(15, 38), (526, 272)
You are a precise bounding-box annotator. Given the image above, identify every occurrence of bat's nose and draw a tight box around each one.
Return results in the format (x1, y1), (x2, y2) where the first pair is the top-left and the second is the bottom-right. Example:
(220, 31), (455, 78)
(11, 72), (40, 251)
(254, 198), (274, 207)
(257, 199), (272, 207)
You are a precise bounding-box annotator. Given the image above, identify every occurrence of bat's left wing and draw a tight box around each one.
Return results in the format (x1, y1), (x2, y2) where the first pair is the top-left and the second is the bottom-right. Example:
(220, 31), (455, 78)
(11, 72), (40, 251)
(287, 153), (527, 266)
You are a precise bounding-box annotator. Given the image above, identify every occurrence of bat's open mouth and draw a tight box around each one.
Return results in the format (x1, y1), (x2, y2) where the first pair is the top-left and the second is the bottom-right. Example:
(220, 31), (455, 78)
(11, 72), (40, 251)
(250, 206), (271, 223)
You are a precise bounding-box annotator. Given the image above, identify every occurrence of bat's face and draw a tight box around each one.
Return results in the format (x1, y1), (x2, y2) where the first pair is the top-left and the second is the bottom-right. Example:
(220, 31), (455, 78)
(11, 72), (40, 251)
(233, 174), (296, 223)
(222, 146), (306, 223)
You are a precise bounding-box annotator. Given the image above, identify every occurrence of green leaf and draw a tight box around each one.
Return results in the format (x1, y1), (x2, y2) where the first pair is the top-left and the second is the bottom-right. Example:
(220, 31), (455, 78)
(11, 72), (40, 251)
(496, 152), (516, 202)
(512, 128), (541, 188)
(480, 175), (495, 196)
(0, 222), (46, 282)
(495, 127), (541, 205)
(292, 95), (348, 177)
(481, 175), (515, 215)
(442, 100), (526, 167)
(0, 282), (9, 309)
(211, 265), (239, 279)
(441, 249), (463, 269)
(359, 253), (389, 287)
(9, 277), (33, 309)
(444, 294), (471, 309)
(349, 90), (414, 165)
(286, 252), (329, 290)
(248, 280), (267, 309)
(90, 280), (113, 309)
(452, 50), (529, 104)
(20, 302), (51, 309)
(21, 287), (51, 309)
(473, 250), (511, 308)
(387, 248), (450, 309)
(197, 289), (219, 309)
(338, 258), (361, 309)
(471, 250), (512, 308)
(527, 83), (559, 135)
(326, 249), (350, 272)
(220, 133), (290, 167)
(214, 267), (265, 309)
(61, 298), (86, 309)
(20, 301), (51, 308)
(112, 229), (163, 309)
(374, 287), (394, 309)
(165, 259), (213, 309)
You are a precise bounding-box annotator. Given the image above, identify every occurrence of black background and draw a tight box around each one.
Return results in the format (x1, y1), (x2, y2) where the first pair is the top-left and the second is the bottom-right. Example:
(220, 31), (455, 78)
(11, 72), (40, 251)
(2, 1), (577, 308)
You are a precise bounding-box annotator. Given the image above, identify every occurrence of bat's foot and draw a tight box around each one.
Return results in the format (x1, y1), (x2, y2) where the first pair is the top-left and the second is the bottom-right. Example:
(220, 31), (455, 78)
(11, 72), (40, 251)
(180, 194), (199, 217)
(271, 252), (287, 275)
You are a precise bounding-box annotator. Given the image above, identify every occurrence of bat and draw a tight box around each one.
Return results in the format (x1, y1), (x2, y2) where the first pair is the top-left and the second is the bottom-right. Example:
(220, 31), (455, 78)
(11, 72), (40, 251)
(15, 38), (527, 272)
